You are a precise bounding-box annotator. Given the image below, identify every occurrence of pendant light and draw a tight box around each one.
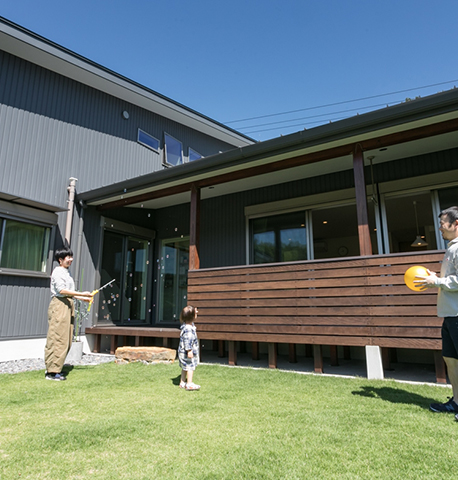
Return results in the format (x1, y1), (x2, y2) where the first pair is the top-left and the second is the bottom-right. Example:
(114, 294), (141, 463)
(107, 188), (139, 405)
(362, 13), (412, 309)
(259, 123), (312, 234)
(411, 200), (428, 247)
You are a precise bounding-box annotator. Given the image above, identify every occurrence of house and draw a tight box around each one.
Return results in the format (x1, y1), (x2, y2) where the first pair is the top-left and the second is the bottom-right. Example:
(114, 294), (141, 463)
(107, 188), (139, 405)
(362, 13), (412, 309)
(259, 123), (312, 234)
(0, 17), (253, 361)
(2, 17), (458, 382)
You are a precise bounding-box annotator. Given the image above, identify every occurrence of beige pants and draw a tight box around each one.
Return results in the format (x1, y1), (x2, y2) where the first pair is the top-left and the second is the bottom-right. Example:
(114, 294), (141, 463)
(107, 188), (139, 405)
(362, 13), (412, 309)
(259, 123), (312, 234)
(44, 297), (74, 373)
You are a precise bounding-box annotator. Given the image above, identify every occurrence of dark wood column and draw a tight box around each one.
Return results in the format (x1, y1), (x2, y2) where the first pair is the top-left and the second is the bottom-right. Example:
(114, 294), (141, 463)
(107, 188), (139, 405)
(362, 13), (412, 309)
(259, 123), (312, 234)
(189, 184), (201, 270)
(353, 144), (372, 256)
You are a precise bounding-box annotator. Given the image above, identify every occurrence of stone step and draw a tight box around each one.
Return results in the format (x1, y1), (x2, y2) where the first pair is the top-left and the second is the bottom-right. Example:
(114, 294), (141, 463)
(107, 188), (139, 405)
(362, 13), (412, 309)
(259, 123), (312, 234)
(115, 346), (176, 364)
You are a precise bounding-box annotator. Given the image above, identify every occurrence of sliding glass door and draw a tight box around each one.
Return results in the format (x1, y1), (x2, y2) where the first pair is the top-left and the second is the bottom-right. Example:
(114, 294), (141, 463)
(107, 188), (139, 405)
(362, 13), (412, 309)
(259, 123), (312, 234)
(98, 230), (150, 325)
(157, 237), (189, 323)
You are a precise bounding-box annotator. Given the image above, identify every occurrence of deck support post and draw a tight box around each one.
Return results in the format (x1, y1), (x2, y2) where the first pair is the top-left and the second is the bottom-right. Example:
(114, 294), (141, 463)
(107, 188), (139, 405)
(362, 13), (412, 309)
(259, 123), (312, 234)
(313, 345), (323, 373)
(289, 343), (297, 363)
(252, 342), (260, 360)
(434, 351), (447, 384)
(110, 335), (117, 355)
(268, 343), (277, 368)
(381, 347), (392, 370)
(189, 184), (201, 271)
(228, 341), (237, 366)
(94, 334), (101, 353)
(353, 144), (372, 256)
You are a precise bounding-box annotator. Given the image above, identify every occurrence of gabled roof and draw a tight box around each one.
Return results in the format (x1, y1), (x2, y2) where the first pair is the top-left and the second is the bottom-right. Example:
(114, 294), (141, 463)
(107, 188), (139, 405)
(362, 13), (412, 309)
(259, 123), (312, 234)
(79, 88), (458, 209)
(0, 16), (254, 148)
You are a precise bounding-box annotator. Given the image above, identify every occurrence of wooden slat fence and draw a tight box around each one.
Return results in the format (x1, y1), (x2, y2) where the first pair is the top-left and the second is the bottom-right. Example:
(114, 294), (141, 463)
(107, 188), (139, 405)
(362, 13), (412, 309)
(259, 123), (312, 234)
(188, 251), (446, 380)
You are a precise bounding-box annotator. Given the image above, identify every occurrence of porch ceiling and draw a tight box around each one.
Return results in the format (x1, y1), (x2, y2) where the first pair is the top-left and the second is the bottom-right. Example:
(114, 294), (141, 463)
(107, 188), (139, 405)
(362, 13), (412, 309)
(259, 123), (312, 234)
(131, 129), (458, 210)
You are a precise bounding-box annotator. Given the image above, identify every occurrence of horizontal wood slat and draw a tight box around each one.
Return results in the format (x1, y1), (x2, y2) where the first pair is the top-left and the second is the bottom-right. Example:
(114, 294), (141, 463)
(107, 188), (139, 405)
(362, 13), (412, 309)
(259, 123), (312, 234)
(188, 251), (444, 350)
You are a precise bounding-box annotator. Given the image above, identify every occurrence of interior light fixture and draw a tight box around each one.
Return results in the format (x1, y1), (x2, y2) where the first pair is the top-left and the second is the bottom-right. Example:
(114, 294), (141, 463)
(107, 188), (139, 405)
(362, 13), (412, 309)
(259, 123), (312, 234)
(411, 200), (428, 247)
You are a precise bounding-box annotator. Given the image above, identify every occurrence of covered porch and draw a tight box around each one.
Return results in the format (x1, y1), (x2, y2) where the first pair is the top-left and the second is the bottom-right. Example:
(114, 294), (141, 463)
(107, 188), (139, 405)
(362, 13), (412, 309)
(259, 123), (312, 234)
(80, 90), (458, 384)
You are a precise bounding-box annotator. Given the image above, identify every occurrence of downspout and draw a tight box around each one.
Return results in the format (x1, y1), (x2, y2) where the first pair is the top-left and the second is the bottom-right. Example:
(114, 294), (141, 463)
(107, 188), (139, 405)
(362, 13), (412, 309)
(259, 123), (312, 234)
(73, 200), (86, 290)
(65, 177), (78, 247)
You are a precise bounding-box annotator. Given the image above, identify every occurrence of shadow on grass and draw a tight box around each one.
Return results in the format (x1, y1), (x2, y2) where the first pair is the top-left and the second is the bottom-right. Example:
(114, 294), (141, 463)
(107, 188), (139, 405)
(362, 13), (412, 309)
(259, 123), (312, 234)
(61, 365), (75, 376)
(352, 386), (445, 409)
(171, 374), (181, 386)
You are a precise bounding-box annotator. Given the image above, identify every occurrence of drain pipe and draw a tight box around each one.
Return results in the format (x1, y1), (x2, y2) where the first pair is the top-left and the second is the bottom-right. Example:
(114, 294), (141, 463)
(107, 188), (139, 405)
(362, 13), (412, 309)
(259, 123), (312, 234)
(65, 177), (78, 247)
(73, 199), (86, 290)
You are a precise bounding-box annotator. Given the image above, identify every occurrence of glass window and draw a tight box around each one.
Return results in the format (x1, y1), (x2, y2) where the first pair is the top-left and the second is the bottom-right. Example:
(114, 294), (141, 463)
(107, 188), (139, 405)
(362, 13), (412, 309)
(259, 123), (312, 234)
(158, 238), (189, 323)
(138, 129), (160, 151)
(164, 133), (183, 166)
(311, 204), (361, 259)
(384, 192), (436, 253)
(438, 186), (458, 211)
(0, 218), (50, 272)
(250, 211), (307, 264)
(189, 148), (202, 162)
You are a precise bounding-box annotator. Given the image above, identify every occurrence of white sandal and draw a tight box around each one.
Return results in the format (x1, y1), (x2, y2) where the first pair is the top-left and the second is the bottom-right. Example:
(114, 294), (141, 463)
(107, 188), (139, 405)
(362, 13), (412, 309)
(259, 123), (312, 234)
(185, 382), (200, 391)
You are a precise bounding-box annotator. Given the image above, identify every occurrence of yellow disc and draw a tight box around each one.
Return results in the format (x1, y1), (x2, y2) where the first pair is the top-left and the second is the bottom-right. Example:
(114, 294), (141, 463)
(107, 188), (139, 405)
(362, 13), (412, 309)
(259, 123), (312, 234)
(404, 265), (428, 291)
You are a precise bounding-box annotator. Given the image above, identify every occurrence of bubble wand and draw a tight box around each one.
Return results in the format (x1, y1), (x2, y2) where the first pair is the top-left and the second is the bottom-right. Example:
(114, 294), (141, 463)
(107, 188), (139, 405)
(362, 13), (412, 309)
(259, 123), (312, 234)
(88, 279), (115, 312)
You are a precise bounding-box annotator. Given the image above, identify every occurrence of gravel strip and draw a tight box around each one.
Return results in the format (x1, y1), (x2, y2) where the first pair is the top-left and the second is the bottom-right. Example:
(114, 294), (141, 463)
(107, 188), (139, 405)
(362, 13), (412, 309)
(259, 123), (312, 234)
(0, 354), (115, 375)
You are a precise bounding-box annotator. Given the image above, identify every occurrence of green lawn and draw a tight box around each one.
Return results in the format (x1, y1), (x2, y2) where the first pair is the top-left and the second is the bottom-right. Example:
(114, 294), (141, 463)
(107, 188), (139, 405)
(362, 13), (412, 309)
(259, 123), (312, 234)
(0, 361), (457, 479)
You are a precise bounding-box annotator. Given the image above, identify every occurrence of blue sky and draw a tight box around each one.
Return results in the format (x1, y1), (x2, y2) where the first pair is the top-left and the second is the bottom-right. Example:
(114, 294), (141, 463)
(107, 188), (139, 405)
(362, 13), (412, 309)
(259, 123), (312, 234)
(2, 1), (458, 141)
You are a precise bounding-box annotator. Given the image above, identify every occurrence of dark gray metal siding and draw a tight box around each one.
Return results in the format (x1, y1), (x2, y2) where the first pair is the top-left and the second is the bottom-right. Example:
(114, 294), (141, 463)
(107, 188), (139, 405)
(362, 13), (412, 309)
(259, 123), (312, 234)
(0, 49), (237, 207)
(0, 275), (50, 338)
(0, 48), (237, 341)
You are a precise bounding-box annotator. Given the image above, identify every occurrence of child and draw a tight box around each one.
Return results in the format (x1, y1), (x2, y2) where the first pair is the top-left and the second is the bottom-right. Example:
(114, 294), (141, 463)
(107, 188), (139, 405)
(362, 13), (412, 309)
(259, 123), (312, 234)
(178, 305), (200, 391)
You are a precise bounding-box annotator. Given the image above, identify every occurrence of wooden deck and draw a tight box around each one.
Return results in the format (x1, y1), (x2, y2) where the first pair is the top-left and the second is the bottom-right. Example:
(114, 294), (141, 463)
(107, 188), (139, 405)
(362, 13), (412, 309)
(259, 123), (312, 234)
(85, 251), (447, 383)
(187, 250), (446, 382)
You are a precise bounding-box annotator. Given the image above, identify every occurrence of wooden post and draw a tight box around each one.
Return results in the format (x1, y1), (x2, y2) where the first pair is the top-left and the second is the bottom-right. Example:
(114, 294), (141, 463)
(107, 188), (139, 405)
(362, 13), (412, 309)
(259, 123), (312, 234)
(353, 144), (372, 256)
(189, 184), (200, 270)
(268, 343), (277, 368)
(288, 343), (297, 363)
(252, 342), (260, 360)
(381, 347), (392, 370)
(228, 341), (237, 366)
(330, 345), (339, 366)
(434, 351), (447, 384)
(110, 335), (117, 355)
(94, 334), (101, 353)
(313, 345), (323, 373)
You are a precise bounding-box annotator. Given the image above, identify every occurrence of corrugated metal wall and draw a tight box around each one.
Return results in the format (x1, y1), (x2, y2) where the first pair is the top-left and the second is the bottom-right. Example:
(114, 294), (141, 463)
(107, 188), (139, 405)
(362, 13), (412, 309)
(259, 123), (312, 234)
(0, 275), (50, 338)
(0, 49), (236, 206)
(0, 48), (238, 341)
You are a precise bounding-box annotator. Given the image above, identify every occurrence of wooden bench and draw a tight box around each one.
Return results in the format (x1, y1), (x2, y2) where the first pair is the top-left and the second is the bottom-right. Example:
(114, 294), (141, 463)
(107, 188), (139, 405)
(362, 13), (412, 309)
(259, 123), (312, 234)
(187, 251), (447, 383)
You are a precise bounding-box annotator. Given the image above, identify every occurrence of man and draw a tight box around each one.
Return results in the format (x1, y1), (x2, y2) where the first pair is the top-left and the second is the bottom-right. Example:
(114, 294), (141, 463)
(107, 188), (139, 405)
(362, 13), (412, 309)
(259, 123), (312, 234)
(417, 206), (458, 416)
(44, 247), (92, 381)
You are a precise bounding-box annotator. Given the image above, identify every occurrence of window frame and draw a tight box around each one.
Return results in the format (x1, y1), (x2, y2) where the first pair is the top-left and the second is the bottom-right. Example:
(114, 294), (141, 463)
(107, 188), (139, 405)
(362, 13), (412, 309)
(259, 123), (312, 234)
(0, 200), (56, 277)
(188, 148), (202, 162)
(137, 129), (160, 152)
(163, 132), (183, 167)
(245, 190), (380, 264)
